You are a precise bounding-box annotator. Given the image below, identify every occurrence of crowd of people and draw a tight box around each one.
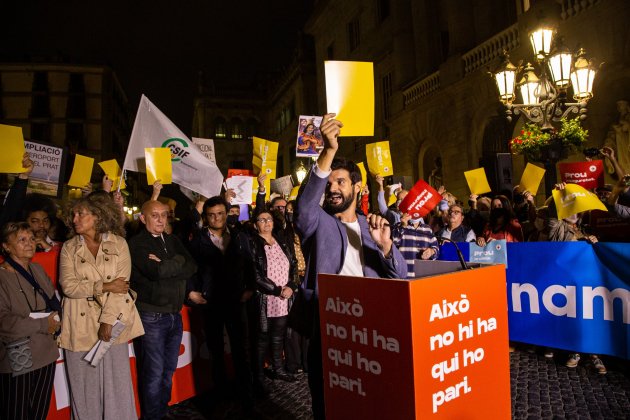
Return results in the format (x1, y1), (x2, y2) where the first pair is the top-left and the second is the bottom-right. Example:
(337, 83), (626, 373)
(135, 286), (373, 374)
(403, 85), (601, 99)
(0, 113), (629, 419)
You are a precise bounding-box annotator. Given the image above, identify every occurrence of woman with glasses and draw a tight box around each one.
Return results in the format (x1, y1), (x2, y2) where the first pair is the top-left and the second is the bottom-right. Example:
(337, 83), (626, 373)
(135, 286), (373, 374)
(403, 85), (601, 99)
(249, 209), (299, 394)
(0, 222), (61, 420)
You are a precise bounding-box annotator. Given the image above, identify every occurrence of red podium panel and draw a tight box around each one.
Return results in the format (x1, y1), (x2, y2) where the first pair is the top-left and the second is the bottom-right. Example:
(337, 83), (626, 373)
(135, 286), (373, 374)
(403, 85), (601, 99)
(319, 263), (510, 419)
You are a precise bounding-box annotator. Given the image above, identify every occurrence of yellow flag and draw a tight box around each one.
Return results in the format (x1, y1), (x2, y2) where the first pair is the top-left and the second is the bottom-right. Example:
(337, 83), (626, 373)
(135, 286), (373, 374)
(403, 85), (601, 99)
(325, 61), (374, 137)
(289, 186), (300, 201)
(252, 137), (279, 179)
(519, 163), (545, 195)
(145, 148), (172, 185)
(356, 162), (367, 186)
(98, 159), (126, 190)
(67, 154), (95, 188)
(552, 183), (607, 220)
(0, 124), (26, 173)
(464, 168), (492, 195)
(365, 141), (394, 177)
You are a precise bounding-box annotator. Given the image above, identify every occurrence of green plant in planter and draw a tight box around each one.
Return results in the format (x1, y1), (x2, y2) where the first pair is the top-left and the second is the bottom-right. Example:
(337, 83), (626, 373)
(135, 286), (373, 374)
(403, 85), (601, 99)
(509, 117), (588, 162)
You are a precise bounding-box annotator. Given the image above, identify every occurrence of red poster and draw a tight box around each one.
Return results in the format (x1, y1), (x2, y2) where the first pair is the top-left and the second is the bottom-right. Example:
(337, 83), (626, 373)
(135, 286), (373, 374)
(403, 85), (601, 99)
(398, 180), (442, 219)
(558, 160), (604, 190)
(227, 168), (254, 178)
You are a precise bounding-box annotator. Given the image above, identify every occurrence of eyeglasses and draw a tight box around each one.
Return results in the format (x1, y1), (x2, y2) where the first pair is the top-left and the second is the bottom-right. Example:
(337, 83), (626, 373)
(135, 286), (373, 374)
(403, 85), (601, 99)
(257, 218), (274, 224)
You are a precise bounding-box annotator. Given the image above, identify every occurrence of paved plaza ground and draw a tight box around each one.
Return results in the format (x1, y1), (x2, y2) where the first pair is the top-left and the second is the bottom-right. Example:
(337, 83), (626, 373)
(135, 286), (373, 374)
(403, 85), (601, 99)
(165, 349), (630, 419)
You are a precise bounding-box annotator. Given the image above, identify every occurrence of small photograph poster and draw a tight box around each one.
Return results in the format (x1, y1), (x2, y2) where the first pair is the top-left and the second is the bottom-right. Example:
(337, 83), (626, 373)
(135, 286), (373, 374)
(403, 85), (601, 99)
(296, 115), (324, 157)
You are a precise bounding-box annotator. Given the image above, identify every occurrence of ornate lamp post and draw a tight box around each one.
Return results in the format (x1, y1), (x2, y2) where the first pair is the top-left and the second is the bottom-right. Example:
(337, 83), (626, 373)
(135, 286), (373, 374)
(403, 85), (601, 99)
(492, 27), (597, 195)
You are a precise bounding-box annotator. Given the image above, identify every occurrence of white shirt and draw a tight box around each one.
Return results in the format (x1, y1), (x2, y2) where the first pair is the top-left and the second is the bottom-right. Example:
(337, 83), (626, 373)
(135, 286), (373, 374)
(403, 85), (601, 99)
(339, 220), (364, 276)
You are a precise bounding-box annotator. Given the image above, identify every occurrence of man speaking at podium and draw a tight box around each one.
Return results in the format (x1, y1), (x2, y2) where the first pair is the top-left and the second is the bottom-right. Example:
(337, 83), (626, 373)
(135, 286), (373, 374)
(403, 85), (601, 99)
(295, 113), (407, 419)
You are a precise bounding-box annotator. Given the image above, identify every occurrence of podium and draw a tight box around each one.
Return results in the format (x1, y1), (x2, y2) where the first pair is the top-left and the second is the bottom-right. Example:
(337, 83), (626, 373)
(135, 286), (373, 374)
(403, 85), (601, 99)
(318, 262), (510, 419)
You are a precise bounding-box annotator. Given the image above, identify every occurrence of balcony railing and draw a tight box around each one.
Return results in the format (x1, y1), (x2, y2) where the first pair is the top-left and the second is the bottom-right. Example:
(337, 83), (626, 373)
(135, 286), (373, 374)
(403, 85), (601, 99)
(560, 0), (601, 20)
(462, 24), (520, 76)
(402, 71), (440, 108)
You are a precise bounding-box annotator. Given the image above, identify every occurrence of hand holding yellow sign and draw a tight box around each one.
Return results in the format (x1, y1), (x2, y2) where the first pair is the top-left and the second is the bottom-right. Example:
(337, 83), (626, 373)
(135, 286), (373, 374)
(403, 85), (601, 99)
(145, 148), (172, 185)
(464, 168), (492, 195)
(68, 154), (95, 188)
(98, 159), (126, 190)
(0, 124), (27, 173)
(366, 141), (394, 177)
(252, 137), (279, 179)
(325, 61), (374, 137)
(552, 183), (607, 220)
(519, 163), (545, 195)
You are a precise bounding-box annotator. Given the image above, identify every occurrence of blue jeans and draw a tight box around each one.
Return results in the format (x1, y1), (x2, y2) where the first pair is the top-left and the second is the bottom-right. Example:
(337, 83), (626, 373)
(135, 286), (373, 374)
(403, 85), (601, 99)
(135, 312), (183, 420)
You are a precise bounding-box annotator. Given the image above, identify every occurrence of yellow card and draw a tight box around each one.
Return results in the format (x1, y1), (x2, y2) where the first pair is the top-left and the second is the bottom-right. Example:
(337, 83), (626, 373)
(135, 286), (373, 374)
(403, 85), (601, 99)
(519, 163), (545, 195)
(252, 177), (272, 203)
(552, 183), (607, 220)
(356, 162), (367, 186)
(0, 124), (26, 173)
(365, 141), (394, 177)
(67, 154), (95, 188)
(464, 168), (492, 195)
(252, 137), (279, 179)
(325, 61), (374, 137)
(289, 185), (300, 201)
(145, 148), (172, 185)
(98, 159), (126, 190)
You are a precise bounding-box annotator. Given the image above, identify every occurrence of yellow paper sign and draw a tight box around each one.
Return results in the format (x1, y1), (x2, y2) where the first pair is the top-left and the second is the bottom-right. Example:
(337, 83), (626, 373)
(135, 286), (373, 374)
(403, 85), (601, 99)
(252, 137), (279, 179)
(356, 162), (367, 188)
(98, 159), (126, 190)
(67, 154), (95, 188)
(325, 61), (375, 137)
(145, 148), (172, 185)
(519, 163), (545, 195)
(0, 124), (26, 173)
(464, 168), (492, 195)
(365, 141), (394, 177)
(552, 183), (607, 220)
(289, 185), (300, 201)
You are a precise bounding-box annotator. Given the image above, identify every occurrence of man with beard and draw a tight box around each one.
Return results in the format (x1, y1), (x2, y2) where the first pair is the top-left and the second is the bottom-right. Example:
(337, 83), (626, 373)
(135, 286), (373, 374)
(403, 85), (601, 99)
(295, 113), (407, 420)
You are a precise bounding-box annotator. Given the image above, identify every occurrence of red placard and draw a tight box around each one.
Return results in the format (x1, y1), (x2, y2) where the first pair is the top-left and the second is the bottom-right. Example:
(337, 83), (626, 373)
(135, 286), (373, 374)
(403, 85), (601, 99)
(558, 160), (604, 190)
(398, 180), (442, 219)
(227, 168), (254, 178)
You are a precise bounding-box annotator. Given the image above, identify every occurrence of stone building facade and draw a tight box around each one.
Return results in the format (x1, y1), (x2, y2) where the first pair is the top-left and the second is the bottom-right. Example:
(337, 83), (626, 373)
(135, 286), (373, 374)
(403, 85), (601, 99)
(0, 63), (131, 166)
(304, 0), (630, 199)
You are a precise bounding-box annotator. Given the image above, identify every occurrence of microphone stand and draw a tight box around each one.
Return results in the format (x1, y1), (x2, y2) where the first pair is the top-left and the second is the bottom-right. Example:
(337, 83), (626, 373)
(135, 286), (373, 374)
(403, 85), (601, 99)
(438, 237), (471, 270)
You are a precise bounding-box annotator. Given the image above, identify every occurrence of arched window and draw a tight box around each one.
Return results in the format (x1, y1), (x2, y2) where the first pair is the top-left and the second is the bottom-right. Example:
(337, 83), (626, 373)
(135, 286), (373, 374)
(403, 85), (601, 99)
(214, 117), (227, 139)
(245, 118), (259, 140)
(231, 118), (243, 139)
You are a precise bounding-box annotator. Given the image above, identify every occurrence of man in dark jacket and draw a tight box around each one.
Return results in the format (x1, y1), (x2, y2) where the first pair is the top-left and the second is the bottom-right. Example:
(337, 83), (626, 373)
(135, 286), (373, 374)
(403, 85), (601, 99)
(129, 200), (197, 420)
(188, 196), (255, 406)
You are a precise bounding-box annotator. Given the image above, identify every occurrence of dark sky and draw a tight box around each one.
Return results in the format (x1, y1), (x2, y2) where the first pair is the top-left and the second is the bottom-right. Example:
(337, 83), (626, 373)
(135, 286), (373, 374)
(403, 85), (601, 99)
(1, 0), (311, 132)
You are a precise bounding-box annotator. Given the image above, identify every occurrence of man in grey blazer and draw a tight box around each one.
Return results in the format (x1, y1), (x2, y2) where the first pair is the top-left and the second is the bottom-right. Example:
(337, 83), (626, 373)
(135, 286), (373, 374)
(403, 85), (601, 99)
(295, 113), (407, 420)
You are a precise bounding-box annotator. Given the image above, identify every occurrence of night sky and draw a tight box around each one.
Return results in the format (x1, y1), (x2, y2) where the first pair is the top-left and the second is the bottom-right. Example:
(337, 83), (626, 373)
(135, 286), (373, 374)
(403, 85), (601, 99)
(2, 0), (311, 132)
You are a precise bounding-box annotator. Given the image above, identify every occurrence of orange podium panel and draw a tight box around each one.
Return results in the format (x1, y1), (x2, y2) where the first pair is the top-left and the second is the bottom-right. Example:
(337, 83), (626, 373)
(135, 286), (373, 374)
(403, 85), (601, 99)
(318, 262), (510, 419)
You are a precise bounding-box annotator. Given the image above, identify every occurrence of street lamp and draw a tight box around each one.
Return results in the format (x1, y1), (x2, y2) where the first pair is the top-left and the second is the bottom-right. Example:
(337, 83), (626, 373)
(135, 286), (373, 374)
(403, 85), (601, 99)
(492, 28), (597, 130)
(492, 27), (598, 196)
(295, 162), (307, 184)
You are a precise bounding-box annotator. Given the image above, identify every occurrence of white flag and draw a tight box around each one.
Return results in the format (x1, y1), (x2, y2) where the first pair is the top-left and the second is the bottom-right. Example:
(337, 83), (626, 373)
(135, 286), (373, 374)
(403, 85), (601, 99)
(123, 95), (223, 198)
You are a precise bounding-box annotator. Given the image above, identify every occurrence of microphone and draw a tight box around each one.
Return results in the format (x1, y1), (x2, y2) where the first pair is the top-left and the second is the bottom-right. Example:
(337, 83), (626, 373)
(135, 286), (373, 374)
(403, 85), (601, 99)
(437, 237), (471, 271)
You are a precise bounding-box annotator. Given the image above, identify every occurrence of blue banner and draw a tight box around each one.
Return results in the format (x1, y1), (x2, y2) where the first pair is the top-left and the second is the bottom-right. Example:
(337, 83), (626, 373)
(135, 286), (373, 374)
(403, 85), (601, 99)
(439, 241), (630, 359)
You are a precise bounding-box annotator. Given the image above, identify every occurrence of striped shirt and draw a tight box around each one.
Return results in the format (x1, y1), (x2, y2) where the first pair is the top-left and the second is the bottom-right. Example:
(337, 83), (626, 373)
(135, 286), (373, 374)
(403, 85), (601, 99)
(391, 221), (439, 278)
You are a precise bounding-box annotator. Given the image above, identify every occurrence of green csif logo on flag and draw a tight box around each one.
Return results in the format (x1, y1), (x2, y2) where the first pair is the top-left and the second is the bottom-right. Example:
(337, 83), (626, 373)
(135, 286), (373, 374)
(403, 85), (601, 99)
(161, 138), (190, 162)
